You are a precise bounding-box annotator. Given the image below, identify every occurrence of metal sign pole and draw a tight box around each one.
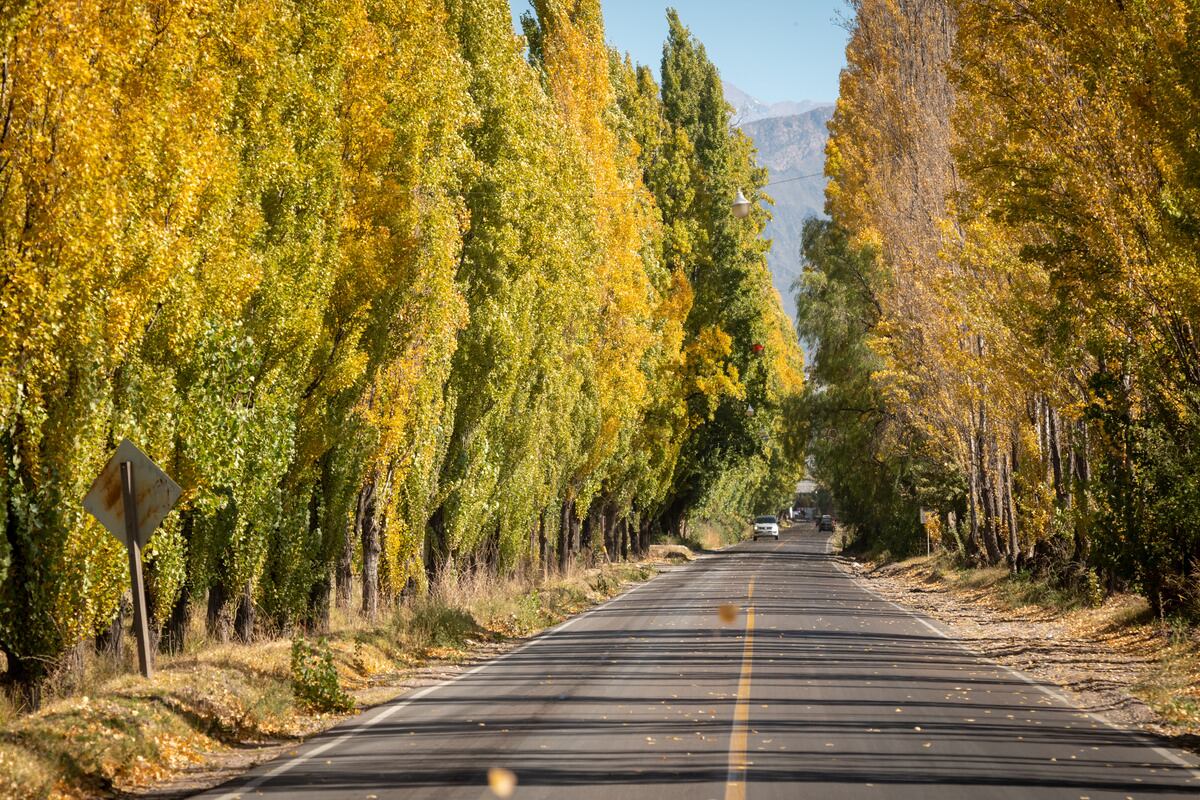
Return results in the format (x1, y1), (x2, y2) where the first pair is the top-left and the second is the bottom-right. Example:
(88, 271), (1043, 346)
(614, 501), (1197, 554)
(920, 508), (932, 557)
(120, 461), (154, 679)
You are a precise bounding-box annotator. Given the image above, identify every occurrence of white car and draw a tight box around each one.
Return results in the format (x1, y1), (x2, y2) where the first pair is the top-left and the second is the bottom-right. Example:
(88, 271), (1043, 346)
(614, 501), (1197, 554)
(753, 515), (779, 541)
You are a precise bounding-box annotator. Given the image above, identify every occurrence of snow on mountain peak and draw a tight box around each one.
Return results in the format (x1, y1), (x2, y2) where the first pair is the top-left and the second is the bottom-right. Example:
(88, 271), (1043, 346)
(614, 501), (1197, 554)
(723, 81), (828, 124)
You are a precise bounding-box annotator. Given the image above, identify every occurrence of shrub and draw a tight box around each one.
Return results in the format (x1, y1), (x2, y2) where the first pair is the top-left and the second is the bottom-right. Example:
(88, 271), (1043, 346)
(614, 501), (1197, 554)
(401, 598), (480, 651)
(290, 637), (354, 714)
(1085, 569), (1106, 609)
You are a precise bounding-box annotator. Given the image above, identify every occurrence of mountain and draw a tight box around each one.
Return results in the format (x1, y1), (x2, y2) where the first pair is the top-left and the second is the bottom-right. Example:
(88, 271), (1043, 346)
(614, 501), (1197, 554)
(740, 104), (835, 321)
(723, 81), (826, 125)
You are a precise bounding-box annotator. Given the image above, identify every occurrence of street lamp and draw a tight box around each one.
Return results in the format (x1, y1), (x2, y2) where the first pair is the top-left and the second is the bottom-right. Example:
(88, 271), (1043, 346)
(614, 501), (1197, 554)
(731, 170), (825, 218)
(732, 189), (752, 219)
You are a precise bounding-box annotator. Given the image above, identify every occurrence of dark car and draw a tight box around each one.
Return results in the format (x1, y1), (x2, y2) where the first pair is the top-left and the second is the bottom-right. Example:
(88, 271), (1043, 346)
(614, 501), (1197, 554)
(818, 514), (834, 532)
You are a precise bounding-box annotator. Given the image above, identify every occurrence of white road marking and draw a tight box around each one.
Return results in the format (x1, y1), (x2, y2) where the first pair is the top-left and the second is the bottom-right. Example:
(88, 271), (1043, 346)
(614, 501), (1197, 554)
(823, 531), (1200, 781)
(207, 561), (700, 799)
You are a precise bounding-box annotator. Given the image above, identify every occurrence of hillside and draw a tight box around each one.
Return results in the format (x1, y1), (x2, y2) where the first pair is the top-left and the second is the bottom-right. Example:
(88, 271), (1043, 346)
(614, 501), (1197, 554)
(741, 105), (835, 319)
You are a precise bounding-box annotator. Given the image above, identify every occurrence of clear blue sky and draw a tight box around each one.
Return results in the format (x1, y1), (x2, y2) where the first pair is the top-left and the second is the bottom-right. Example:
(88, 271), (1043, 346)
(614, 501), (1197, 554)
(510, 0), (849, 104)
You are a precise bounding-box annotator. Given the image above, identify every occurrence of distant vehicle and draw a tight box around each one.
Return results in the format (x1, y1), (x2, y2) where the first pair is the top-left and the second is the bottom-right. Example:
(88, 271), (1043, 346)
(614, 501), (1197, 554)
(753, 515), (779, 541)
(818, 514), (834, 532)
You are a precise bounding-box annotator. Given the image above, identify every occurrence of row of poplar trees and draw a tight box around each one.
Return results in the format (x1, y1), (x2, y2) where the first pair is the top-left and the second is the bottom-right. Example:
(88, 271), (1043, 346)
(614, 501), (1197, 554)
(800, 0), (1200, 615)
(0, 0), (804, 699)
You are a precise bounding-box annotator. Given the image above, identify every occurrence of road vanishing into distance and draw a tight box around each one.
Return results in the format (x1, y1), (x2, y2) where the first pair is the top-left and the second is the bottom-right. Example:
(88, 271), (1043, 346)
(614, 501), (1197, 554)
(197, 526), (1200, 800)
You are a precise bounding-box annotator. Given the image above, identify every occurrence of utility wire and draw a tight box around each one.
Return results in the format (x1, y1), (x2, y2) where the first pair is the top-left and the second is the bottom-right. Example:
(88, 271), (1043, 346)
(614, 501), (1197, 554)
(762, 171), (825, 188)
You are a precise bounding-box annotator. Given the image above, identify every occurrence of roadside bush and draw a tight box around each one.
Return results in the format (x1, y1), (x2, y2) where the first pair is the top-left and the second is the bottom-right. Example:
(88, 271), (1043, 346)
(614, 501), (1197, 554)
(399, 597), (481, 652)
(290, 638), (354, 714)
(1085, 569), (1106, 609)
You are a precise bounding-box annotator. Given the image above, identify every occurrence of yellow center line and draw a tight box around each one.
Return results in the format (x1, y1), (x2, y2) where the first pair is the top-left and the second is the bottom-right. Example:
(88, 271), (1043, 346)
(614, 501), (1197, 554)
(725, 577), (756, 800)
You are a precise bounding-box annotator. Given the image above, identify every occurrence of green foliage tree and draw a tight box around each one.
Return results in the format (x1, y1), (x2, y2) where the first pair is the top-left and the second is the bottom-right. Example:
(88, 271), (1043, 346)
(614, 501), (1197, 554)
(796, 220), (934, 554)
(650, 11), (805, 531)
(0, 0), (806, 702)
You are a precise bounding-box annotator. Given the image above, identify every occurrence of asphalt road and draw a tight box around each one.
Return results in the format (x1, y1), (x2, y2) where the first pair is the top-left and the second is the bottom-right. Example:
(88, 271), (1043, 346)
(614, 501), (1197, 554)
(197, 525), (1200, 800)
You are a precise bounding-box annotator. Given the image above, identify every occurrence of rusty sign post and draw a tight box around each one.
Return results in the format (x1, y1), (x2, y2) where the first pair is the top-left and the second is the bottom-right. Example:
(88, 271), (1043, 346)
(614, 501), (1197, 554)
(83, 439), (181, 679)
(119, 462), (153, 678)
(919, 508), (932, 557)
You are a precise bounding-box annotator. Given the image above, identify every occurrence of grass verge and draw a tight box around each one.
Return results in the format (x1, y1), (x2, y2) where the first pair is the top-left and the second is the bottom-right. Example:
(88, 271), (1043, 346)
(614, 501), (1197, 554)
(669, 515), (748, 551)
(0, 560), (658, 799)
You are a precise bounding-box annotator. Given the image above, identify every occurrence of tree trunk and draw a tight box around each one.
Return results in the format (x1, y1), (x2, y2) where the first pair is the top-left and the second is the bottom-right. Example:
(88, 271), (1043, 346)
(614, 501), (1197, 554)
(426, 505), (446, 584)
(538, 512), (549, 577)
(2, 428), (47, 706)
(966, 424), (981, 559)
(1072, 418), (1091, 561)
(304, 473), (331, 631)
(1048, 404), (1067, 505)
(377, 468), (396, 604)
(307, 571), (331, 634)
(976, 421), (1002, 564)
(1004, 441), (1019, 571)
(97, 594), (129, 659)
(160, 590), (189, 654)
(583, 502), (600, 563)
(558, 498), (571, 573)
(0, 644), (43, 710)
(992, 436), (1008, 559)
(359, 477), (381, 620)
(598, 505), (609, 561)
(603, 504), (616, 561)
(234, 582), (255, 643)
(335, 514), (354, 610)
(568, 500), (580, 563)
(159, 510), (195, 653)
(530, 519), (538, 569)
(206, 581), (231, 643)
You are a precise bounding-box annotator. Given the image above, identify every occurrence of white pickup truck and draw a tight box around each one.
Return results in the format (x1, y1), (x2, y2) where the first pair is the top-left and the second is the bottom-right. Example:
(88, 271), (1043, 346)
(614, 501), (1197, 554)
(753, 515), (779, 541)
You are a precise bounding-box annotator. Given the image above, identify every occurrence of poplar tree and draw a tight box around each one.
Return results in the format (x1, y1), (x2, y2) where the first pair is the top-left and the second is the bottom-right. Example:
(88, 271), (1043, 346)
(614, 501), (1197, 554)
(0, 0), (808, 701)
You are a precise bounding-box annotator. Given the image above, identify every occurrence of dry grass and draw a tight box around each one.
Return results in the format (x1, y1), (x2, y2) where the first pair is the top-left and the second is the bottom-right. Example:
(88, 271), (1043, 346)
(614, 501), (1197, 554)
(0, 559), (658, 799)
(1134, 625), (1200, 731)
(647, 543), (694, 562)
(672, 517), (747, 551)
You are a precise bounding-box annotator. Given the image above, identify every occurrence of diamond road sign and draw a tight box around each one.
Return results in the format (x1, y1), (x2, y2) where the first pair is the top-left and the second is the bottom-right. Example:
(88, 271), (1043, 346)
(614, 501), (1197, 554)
(83, 438), (181, 548)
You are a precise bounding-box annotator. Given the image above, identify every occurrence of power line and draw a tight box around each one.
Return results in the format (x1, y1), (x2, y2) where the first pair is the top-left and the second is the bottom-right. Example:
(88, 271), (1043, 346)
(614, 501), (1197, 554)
(763, 171), (825, 188)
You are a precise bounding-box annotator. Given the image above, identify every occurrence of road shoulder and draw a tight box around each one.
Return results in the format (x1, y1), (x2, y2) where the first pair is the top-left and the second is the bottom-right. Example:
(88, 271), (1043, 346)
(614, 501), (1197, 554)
(834, 546), (1200, 759)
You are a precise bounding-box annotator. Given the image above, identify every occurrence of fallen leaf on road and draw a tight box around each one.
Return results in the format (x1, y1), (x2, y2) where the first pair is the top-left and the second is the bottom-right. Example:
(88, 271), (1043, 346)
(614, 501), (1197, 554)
(718, 604), (739, 624)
